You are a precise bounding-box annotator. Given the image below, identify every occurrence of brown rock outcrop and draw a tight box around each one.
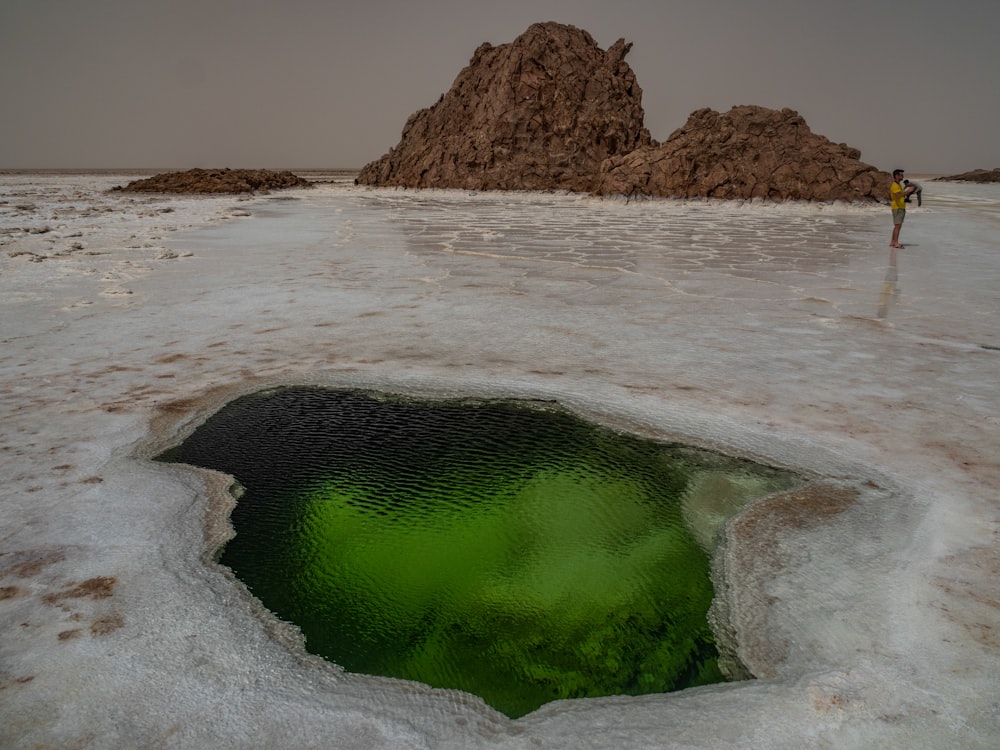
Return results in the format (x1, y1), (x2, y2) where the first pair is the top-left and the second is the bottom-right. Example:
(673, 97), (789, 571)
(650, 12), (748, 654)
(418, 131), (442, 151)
(933, 168), (1000, 183)
(113, 168), (311, 194)
(594, 106), (889, 202)
(357, 23), (888, 202)
(355, 22), (652, 192)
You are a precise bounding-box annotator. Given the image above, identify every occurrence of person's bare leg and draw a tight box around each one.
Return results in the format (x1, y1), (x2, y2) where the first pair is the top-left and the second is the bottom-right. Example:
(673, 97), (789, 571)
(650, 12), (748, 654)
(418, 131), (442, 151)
(891, 222), (904, 248)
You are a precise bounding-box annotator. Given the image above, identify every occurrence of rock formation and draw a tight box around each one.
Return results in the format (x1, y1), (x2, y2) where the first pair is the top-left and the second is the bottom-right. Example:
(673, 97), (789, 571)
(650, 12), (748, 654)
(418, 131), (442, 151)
(355, 22), (652, 192)
(934, 168), (1000, 183)
(113, 168), (311, 194)
(357, 23), (890, 202)
(594, 106), (890, 202)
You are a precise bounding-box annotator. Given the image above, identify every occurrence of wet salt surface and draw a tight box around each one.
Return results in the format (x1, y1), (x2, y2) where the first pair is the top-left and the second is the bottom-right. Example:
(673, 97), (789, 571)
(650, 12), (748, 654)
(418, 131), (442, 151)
(1, 173), (998, 748)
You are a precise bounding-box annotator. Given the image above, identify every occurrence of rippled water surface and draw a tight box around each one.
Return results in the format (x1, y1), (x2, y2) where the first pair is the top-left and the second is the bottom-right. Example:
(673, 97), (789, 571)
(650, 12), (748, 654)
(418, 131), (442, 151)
(160, 387), (799, 717)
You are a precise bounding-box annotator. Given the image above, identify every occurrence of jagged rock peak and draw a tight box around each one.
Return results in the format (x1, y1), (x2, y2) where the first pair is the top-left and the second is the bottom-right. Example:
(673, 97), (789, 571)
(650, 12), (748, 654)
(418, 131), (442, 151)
(356, 22), (652, 192)
(357, 24), (888, 202)
(594, 105), (889, 202)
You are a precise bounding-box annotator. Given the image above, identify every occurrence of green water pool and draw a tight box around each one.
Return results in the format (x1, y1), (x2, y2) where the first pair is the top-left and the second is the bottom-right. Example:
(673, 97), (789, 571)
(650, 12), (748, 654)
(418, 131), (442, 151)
(159, 387), (798, 717)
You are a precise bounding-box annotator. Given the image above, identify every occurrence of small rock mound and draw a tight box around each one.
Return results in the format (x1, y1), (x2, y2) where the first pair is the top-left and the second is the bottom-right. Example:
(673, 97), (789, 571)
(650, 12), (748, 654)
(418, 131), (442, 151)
(595, 106), (889, 202)
(933, 168), (1000, 183)
(356, 22), (652, 192)
(113, 168), (311, 194)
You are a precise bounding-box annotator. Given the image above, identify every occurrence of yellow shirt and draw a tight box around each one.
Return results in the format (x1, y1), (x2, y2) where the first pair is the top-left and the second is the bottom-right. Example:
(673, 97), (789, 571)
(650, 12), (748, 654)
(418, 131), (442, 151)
(891, 181), (906, 210)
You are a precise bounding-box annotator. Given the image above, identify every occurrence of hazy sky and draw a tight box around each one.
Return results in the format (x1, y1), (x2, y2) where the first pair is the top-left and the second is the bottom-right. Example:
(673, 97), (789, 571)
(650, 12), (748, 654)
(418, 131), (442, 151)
(2, 0), (998, 173)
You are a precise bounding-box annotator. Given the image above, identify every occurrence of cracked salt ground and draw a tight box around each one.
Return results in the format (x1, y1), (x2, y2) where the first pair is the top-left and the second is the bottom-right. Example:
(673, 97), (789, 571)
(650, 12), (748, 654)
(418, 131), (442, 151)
(1, 173), (999, 748)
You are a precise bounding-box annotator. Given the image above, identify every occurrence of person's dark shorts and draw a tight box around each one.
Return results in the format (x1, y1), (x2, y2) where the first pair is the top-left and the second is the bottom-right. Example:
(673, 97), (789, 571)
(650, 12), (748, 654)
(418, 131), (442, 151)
(892, 208), (906, 225)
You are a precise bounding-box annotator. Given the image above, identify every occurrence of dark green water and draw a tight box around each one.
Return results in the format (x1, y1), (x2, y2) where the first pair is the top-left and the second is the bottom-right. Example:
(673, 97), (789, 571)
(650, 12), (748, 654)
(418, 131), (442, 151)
(158, 387), (798, 717)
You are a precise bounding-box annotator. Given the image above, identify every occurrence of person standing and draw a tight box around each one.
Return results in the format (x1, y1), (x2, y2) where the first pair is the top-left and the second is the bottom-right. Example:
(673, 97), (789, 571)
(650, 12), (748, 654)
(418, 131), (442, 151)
(890, 169), (910, 248)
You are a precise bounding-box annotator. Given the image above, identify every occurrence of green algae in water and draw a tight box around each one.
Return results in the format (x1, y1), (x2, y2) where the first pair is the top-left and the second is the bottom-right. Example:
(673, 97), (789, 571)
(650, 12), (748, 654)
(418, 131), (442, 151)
(159, 387), (799, 718)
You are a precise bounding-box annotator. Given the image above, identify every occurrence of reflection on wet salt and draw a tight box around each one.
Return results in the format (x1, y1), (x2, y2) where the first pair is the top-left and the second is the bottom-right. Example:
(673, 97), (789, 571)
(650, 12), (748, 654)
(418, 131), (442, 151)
(360, 192), (871, 280)
(877, 246), (900, 318)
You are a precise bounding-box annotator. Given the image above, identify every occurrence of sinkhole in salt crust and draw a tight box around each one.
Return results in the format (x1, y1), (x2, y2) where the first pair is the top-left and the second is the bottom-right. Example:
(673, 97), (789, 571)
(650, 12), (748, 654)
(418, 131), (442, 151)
(157, 386), (801, 718)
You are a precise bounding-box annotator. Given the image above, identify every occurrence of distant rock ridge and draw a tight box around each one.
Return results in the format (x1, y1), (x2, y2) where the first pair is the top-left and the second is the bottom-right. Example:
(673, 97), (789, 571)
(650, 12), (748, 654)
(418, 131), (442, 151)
(113, 168), (311, 194)
(357, 22), (889, 202)
(933, 168), (1000, 183)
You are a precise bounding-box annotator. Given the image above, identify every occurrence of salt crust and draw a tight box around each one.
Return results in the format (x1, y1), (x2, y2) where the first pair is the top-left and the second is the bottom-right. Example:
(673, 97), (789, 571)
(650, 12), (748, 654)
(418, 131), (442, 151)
(1, 173), (998, 748)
